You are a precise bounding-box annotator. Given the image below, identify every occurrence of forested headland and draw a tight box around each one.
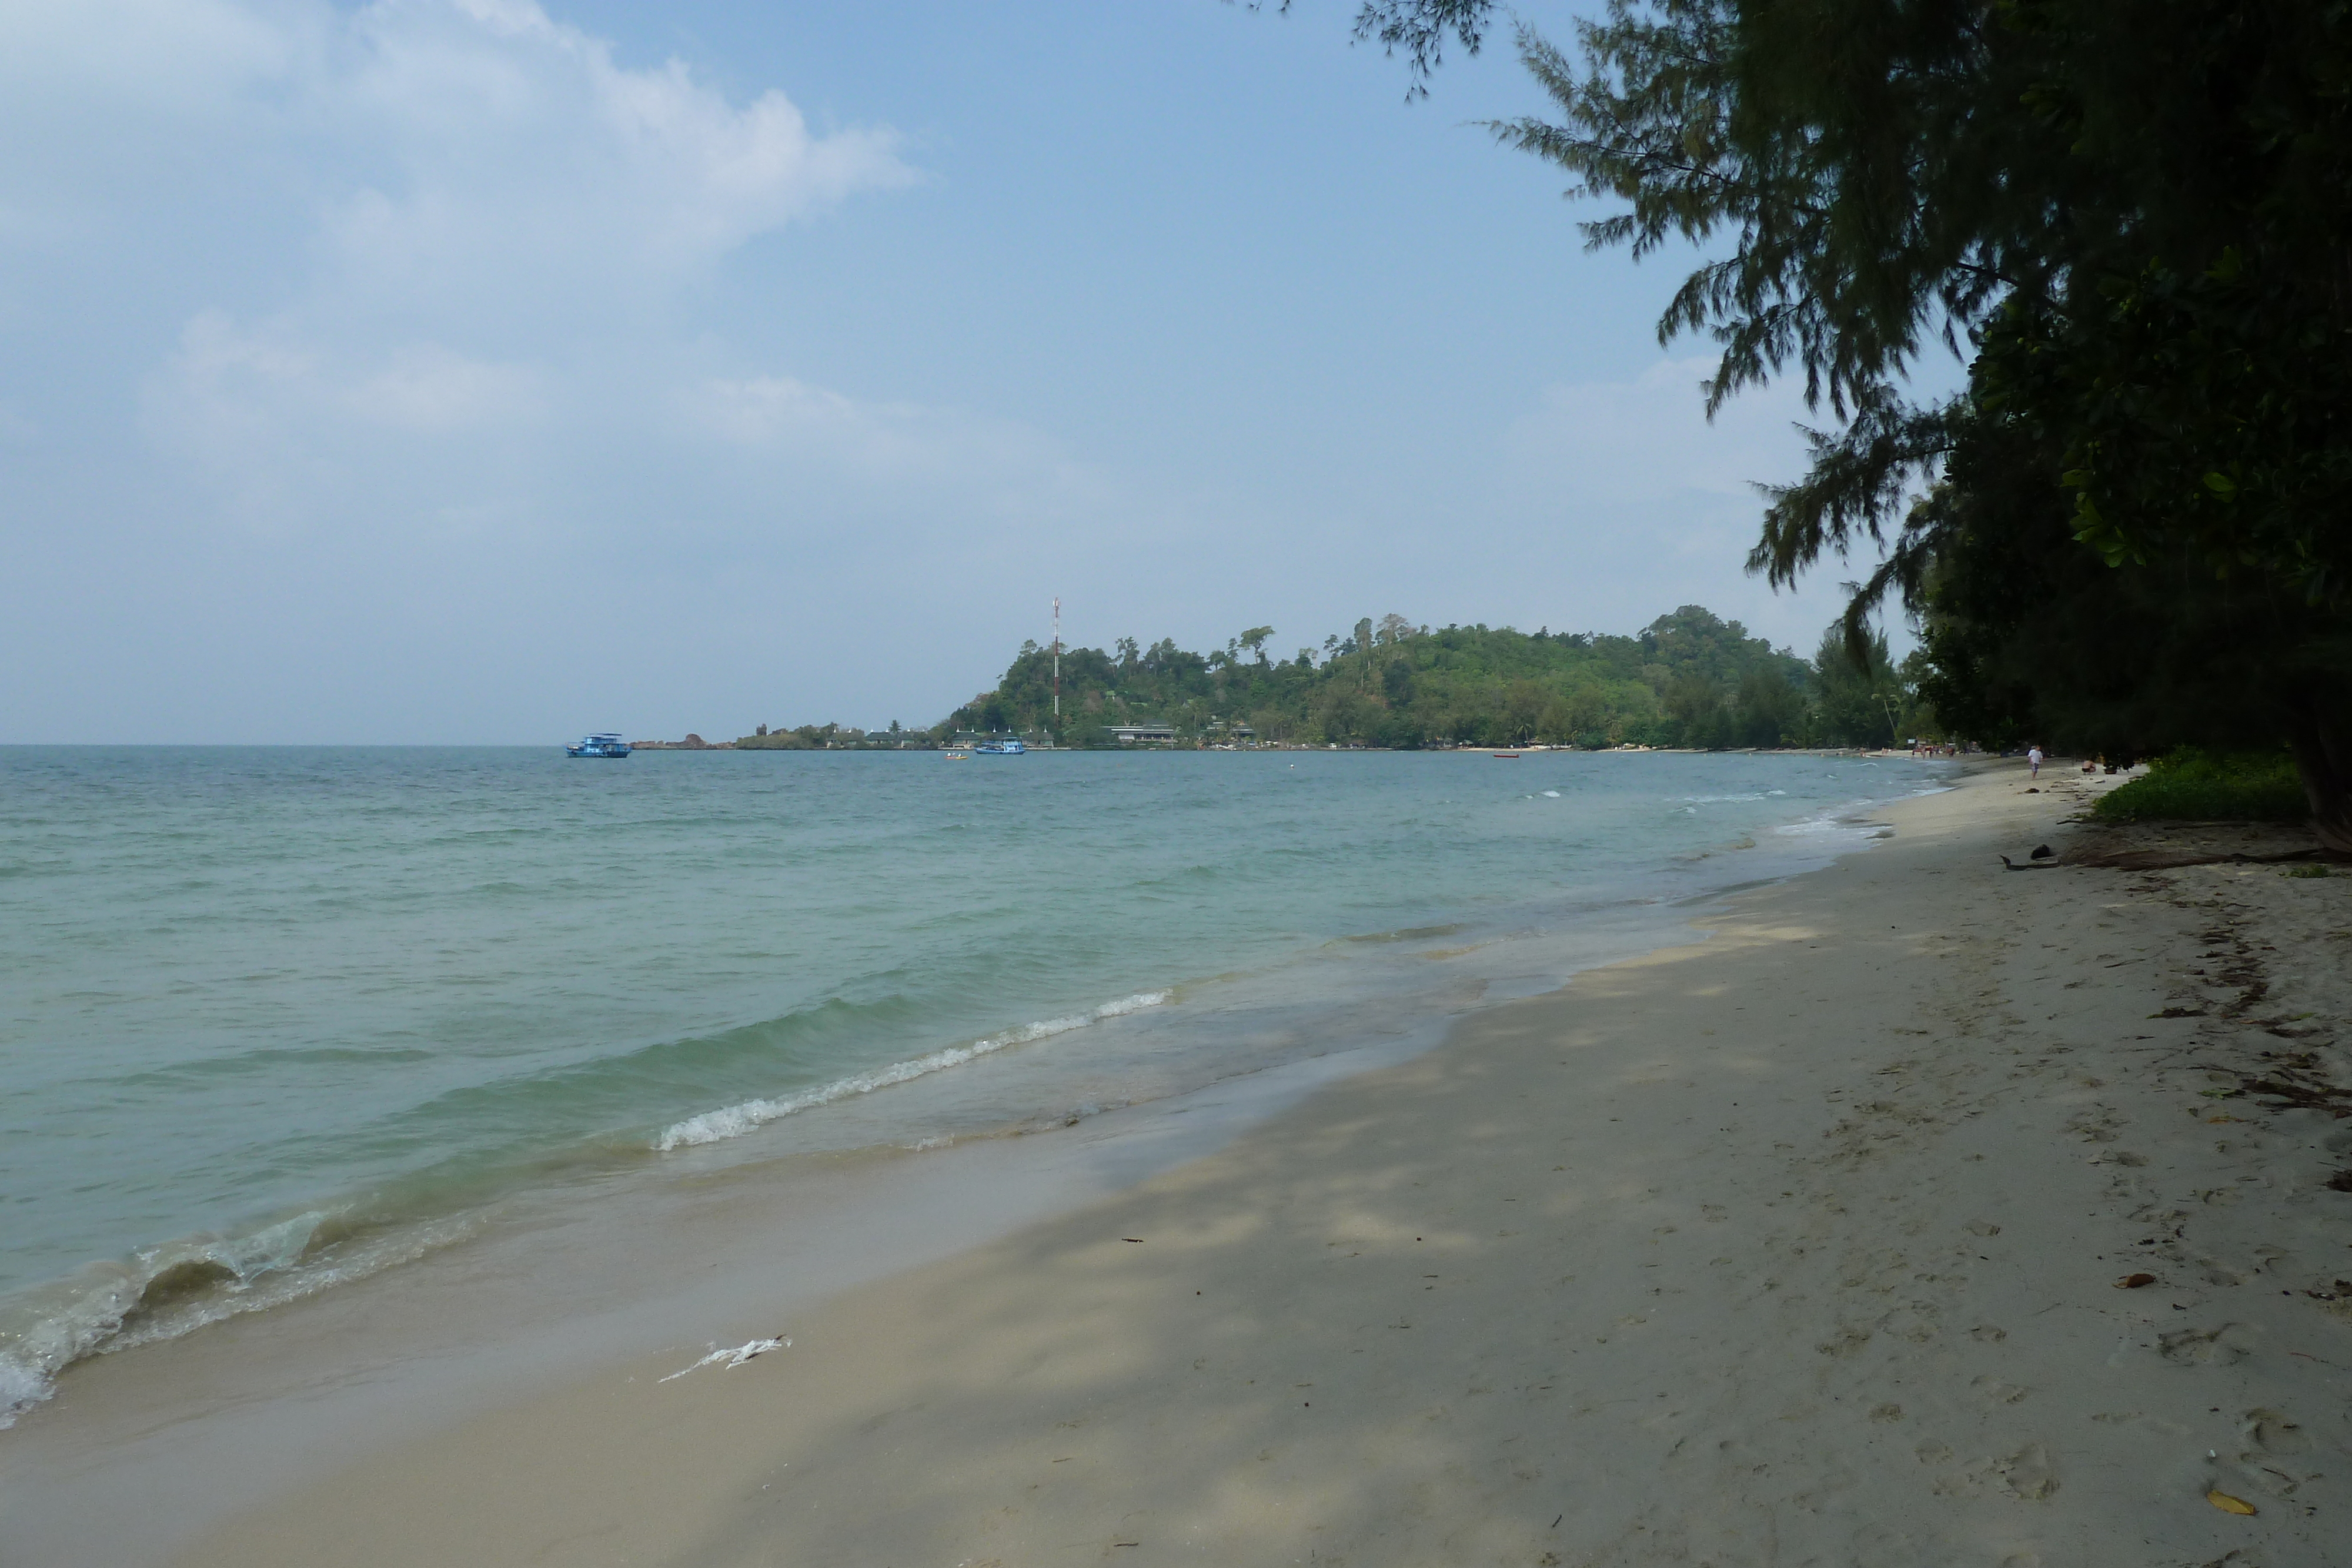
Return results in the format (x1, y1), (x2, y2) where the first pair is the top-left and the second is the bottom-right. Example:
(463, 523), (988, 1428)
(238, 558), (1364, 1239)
(739, 606), (1929, 751)
(953, 606), (1926, 749)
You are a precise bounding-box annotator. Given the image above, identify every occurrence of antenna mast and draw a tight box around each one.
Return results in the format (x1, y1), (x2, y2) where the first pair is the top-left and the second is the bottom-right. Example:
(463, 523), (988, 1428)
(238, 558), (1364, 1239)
(1051, 597), (1061, 727)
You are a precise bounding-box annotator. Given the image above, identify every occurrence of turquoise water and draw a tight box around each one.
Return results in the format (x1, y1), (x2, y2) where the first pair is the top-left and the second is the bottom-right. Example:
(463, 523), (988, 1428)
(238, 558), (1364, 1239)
(0, 745), (1946, 1422)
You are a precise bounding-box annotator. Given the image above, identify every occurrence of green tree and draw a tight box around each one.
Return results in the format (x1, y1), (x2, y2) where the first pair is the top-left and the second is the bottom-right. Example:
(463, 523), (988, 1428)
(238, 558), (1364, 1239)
(1808, 626), (1907, 749)
(1733, 664), (1800, 748)
(1382, 658), (1416, 706)
(1444, 0), (2352, 844)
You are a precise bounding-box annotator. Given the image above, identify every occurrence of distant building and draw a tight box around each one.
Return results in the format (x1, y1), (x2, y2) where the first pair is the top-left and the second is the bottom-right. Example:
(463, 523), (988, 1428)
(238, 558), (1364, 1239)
(1104, 723), (1177, 744)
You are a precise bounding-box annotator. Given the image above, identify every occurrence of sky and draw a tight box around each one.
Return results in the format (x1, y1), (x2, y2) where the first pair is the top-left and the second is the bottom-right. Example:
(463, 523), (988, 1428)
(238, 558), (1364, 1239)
(2, 0), (1874, 743)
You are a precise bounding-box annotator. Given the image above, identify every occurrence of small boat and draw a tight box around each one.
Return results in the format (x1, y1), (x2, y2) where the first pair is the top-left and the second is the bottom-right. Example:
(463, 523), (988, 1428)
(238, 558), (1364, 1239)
(944, 751), (973, 761)
(974, 738), (1027, 755)
(566, 733), (632, 759)
(1492, 752), (1521, 759)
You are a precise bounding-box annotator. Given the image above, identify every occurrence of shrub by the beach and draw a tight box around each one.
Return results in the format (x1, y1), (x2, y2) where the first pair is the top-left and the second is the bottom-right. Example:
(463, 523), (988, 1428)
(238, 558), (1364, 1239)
(2093, 750), (2307, 824)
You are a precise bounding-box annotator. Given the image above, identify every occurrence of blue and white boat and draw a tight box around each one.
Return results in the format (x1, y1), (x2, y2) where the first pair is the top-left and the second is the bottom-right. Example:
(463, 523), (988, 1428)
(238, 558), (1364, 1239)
(566, 733), (632, 759)
(974, 737), (1027, 755)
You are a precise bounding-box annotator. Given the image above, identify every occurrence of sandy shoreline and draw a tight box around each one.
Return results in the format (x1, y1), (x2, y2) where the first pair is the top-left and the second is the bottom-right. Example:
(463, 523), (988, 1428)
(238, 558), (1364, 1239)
(15, 762), (2352, 1565)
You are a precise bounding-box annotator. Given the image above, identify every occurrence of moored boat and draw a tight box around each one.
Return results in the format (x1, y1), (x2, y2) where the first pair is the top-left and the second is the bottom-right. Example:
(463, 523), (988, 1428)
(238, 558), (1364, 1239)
(974, 738), (1027, 755)
(566, 733), (632, 759)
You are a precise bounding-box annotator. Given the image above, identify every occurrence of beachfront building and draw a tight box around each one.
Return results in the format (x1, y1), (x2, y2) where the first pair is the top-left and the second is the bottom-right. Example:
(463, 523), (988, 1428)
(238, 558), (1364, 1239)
(1103, 723), (1178, 744)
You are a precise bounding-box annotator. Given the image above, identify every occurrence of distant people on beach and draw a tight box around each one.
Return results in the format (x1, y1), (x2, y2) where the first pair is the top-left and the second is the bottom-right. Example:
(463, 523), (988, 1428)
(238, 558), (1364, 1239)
(2027, 745), (2044, 778)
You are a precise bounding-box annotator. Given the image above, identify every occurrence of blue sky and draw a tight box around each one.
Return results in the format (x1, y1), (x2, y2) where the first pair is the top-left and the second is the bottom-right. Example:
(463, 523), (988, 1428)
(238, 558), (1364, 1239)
(2, 0), (1867, 742)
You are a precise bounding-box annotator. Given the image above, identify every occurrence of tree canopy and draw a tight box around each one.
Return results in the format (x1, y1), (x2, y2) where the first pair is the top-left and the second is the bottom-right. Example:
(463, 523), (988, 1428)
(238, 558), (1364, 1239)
(934, 605), (1919, 750)
(1339, 0), (2351, 844)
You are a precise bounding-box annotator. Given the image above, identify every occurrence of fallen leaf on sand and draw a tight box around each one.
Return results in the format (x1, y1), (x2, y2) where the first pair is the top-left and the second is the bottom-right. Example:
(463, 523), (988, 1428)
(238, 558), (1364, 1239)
(2206, 1490), (2257, 1516)
(2114, 1273), (2158, 1289)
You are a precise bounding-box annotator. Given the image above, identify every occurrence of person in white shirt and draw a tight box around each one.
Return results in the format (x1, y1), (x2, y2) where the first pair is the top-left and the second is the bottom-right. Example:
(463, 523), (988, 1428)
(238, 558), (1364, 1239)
(2027, 744), (2044, 778)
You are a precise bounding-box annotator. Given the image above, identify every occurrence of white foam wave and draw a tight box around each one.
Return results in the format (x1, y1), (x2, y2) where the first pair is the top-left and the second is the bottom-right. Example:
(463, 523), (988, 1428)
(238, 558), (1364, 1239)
(653, 991), (1174, 1152)
(0, 1205), (477, 1429)
(0, 1214), (317, 1429)
(0, 1353), (49, 1429)
(1090, 991), (1168, 1019)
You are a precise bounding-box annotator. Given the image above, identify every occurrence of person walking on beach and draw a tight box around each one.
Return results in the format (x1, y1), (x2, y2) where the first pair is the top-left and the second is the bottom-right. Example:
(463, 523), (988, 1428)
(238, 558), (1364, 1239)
(2027, 744), (2044, 779)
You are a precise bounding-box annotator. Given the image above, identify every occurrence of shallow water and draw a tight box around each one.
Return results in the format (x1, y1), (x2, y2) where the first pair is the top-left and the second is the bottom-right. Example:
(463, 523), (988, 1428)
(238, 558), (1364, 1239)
(0, 745), (1946, 1421)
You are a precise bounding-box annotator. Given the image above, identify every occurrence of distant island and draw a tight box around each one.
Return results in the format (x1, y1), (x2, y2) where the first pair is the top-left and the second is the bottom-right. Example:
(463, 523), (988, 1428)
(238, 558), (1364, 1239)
(696, 606), (1930, 752)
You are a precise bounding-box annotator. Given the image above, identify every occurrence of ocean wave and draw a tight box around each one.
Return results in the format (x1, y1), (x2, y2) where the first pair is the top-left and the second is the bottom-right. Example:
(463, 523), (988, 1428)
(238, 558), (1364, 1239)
(1769, 797), (1890, 839)
(0, 1205), (478, 1430)
(1332, 924), (1467, 947)
(0, 987), (1180, 1427)
(652, 991), (1174, 1152)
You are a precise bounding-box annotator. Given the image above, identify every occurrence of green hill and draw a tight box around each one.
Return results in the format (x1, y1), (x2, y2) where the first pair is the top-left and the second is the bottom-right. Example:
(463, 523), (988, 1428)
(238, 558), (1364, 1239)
(928, 606), (1916, 750)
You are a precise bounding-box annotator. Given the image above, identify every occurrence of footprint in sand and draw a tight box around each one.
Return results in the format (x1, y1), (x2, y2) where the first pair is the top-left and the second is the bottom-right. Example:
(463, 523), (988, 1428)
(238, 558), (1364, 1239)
(1971, 1374), (2030, 1405)
(2214, 1410), (2321, 1501)
(2159, 1323), (2260, 1365)
(2242, 1407), (2310, 1455)
(1996, 1444), (2060, 1500)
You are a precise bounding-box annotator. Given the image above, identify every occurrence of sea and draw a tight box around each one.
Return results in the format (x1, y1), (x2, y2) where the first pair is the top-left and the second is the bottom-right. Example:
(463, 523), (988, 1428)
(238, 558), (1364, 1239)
(0, 744), (1953, 1427)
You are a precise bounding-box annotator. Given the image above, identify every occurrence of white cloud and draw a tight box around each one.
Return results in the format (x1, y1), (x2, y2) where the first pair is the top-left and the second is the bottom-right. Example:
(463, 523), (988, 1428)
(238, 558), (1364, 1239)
(0, 0), (913, 310)
(85, 0), (963, 549)
(345, 343), (542, 431)
(0, 0), (298, 109)
(319, 0), (914, 306)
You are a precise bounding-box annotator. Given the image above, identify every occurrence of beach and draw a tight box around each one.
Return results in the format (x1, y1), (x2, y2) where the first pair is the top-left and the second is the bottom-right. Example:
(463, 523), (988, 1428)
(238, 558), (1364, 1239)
(10, 760), (2350, 1565)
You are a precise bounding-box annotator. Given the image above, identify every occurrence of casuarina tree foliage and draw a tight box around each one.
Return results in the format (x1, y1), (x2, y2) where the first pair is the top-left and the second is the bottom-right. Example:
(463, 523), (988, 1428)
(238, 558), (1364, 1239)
(1314, 0), (2352, 847)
